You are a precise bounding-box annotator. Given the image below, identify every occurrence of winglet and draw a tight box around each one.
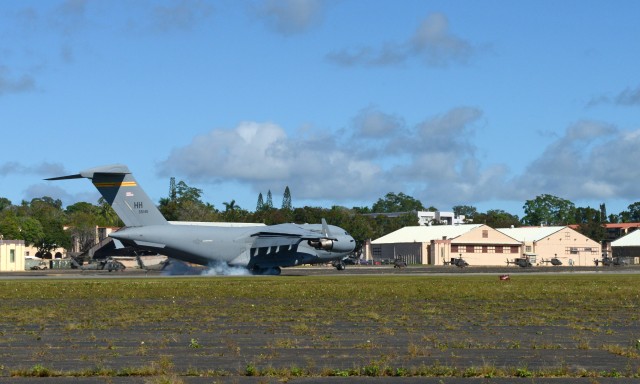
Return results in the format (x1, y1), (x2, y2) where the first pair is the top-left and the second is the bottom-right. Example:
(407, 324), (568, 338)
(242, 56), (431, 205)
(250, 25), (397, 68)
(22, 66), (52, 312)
(321, 218), (332, 237)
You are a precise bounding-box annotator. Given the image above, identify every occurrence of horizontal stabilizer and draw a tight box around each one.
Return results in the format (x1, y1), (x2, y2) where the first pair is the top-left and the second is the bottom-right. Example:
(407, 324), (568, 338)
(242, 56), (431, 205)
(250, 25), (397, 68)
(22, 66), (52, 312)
(45, 164), (132, 181)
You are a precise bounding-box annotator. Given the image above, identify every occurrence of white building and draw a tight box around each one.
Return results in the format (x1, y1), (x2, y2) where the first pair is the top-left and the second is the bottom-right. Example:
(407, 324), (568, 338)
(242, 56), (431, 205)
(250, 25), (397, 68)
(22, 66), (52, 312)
(365, 211), (466, 226)
(611, 230), (640, 264)
(0, 240), (25, 271)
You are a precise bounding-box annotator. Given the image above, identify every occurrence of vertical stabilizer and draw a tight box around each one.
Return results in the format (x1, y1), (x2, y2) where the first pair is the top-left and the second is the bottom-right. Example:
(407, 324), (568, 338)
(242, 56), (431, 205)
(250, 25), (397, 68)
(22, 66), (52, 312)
(47, 164), (168, 227)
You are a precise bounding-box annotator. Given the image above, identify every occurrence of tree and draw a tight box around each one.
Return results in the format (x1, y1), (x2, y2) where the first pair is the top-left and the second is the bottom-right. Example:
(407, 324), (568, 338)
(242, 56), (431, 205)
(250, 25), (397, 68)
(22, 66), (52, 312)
(452, 205), (477, 221)
(574, 206), (606, 243)
(0, 209), (22, 240)
(351, 206), (371, 214)
(178, 201), (218, 222)
(0, 197), (12, 212)
(281, 186), (292, 210)
(25, 197), (71, 255)
(599, 203), (607, 223)
(265, 190), (273, 209)
(158, 179), (218, 222)
(522, 194), (576, 226)
(625, 202), (640, 222)
(221, 200), (249, 222)
(256, 193), (264, 211)
(371, 192), (424, 213)
(16, 217), (45, 246)
(474, 209), (520, 228)
(67, 210), (98, 253)
(608, 213), (620, 223)
(98, 197), (122, 227)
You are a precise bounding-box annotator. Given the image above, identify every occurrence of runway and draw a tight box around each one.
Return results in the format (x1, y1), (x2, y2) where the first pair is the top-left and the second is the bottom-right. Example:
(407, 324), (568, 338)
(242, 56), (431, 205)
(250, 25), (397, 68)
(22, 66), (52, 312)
(2, 263), (639, 279)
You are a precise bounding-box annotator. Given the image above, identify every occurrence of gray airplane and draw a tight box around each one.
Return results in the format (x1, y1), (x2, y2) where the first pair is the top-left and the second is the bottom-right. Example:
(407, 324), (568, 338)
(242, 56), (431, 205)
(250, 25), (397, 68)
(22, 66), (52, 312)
(47, 164), (356, 275)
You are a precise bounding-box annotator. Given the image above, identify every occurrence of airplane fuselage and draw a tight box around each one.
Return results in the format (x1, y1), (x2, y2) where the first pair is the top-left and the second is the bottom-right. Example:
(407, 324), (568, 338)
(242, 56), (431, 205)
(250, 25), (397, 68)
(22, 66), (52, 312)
(111, 222), (355, 270)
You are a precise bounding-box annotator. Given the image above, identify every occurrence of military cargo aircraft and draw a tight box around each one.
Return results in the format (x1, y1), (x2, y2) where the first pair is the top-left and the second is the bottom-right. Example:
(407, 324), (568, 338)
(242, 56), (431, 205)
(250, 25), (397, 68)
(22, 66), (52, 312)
(47, 164), (356, 275)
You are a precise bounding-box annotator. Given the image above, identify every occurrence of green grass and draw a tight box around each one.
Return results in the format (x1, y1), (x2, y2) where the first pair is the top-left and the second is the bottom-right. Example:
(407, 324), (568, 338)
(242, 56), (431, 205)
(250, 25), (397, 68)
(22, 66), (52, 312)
(1, 274), (640, 378)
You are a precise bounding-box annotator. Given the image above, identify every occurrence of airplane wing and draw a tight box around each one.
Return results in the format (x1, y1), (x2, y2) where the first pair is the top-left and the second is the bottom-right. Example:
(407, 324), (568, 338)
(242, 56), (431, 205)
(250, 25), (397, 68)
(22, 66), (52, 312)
(249, 223), (334, 249)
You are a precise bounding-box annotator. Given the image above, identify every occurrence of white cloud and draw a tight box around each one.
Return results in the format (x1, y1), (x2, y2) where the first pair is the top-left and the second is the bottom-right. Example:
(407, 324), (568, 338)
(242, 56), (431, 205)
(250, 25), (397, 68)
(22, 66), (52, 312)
(351, 106), (404, 139)
(511, 120), (640, 202)
(158, 111), (640, 211)
(327, 12), (476, 68)
(410, 13), (473, 66)
(158, 121), (385, 201)
(0, 67), (35, 96)
(253, 0), (325, 36)
(0, 162), (65, 177)
(587, 84), (640, 108)
(151, 0), (214, 32)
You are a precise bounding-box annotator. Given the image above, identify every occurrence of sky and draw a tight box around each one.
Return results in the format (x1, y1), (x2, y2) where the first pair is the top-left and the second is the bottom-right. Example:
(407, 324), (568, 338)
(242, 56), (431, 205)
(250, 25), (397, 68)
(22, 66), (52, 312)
(1, 0), (640, 218)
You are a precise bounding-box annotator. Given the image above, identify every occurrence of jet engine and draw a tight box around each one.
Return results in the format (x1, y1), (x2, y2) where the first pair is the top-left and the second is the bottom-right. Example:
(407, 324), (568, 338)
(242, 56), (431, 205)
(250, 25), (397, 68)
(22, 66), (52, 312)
(308, 238), (334, 251)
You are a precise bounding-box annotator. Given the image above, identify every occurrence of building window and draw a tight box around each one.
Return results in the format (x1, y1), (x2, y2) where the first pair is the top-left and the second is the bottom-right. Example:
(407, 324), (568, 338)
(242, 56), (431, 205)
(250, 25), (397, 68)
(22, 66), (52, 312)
(482, 230), (488, 238)
(451, 245), (458, 253)
(488, 246), (495, 253)
(475, 246), (482, 253)
(10, 249), (15, 263)
(482, 246), (488, 253)
(525, 246), (532, 252)
(511, 246), (519, 253)
(466, 245), (474, 253)
(372, 246), (381, 257)
(495, 246), (503, 253)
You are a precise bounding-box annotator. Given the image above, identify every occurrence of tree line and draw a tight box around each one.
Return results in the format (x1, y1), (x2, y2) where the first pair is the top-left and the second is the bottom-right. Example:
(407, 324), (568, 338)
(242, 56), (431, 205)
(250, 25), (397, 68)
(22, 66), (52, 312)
(1, 183), (640, 256)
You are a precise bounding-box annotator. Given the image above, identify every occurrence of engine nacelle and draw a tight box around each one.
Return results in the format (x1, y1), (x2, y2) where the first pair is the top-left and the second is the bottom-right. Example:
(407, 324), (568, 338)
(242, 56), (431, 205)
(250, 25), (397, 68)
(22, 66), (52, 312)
(308, 238), (334, 251)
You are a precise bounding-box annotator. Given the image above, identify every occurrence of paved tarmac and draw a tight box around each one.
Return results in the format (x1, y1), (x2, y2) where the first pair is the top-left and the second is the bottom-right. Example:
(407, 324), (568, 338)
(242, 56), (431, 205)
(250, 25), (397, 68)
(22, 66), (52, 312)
(3, 263), (640, 279)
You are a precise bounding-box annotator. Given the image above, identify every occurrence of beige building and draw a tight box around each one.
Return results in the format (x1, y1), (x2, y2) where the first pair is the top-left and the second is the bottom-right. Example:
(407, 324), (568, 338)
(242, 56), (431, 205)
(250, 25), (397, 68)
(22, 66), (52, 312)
(0, 240), (26, 271)
(371, 224), (522, 266)
(497, 226), (601, 266)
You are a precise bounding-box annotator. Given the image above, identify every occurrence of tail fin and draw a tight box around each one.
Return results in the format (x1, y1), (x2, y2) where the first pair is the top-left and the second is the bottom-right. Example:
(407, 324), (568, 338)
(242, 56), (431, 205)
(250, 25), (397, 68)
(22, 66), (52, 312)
(47, 164), (168, 227)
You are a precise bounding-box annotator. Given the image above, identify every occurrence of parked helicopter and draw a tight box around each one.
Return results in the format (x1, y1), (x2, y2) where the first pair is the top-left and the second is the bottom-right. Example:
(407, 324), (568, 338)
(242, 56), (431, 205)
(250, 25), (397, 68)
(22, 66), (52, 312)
(541, 257), (563, 266)
(70, 256), (126, 272)
(445, 257), (469, 268)
(506, 256), (532, 268)
(594, 255), (627, 266)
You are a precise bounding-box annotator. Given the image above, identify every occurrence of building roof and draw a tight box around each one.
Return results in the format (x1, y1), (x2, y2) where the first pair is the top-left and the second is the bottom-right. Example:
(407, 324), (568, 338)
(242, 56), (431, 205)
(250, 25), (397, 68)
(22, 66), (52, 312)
(496, 226), (566, 242)
(372, 224), (483, 244)
(604, 223), (640, 229)
(611, 229), (640, 247)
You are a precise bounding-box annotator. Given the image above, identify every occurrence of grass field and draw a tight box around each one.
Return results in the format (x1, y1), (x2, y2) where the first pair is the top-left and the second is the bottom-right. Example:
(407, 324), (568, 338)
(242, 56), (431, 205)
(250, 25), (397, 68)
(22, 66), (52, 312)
(0, 274), (639, 381)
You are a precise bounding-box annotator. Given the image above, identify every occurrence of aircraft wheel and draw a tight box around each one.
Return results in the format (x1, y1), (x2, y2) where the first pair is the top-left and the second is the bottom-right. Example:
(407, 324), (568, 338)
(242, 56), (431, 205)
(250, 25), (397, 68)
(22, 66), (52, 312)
(335, 262), (346, 271)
